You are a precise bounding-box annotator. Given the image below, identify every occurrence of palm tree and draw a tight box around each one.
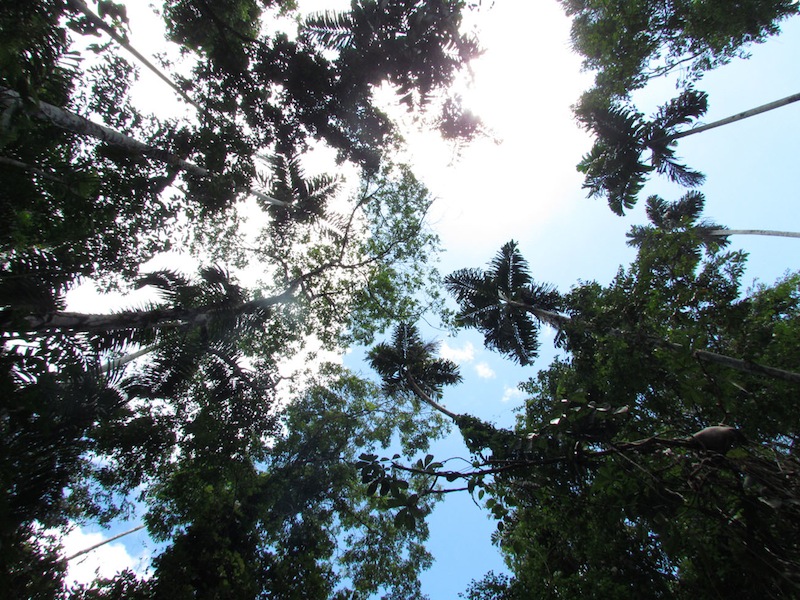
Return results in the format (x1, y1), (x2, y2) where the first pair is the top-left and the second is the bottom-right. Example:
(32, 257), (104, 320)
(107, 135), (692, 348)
(627, 192), (800, 251)
(445, 242), (800, 385)
(444, 241), (565, 366)
(576, 88), (707, 214)
(577, 88), (800, 214)
(1, 266), (294, 336)
(367, 323), (462, 420)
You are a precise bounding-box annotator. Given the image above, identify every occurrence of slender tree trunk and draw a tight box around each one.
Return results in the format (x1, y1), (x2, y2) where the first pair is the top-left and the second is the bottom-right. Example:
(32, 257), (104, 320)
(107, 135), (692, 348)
(0, 88), (288, 207)
(99, 345), (155, 374)
(404, 372), (459, 420)
(671, 91), (800, 140)
(687, 347), (800, 385)
(4, 288), (296, 334)
(709, 229), (800, 239)
(65, 524), (146, 561)
(509, 300), (800, 386)
(1, 87), (207, 175)
(66, 0), (204, 114)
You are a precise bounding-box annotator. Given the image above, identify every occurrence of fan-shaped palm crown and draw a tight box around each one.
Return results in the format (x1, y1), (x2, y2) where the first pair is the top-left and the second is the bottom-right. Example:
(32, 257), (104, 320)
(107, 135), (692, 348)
(367, 323), (461, 398)
(444, 241), (562, 366)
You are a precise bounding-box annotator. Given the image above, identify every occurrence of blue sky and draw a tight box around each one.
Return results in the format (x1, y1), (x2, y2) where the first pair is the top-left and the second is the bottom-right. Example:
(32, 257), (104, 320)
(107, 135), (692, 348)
(59, 1), (800, 596)
(374, 5), (800, 597)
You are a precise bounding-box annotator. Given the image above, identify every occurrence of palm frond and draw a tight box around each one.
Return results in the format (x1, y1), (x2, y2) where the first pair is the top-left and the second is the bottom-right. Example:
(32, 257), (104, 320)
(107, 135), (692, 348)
(445, 243), (547, 365)
(650, 88), (708, 133)
(266, 152), (340, 226)
(630, 192), (730, 254)
(491, 241), (532, 295)
(644, 89), (708, 188)
(368, 323), (462, 397)
(0, 248), (72, 315)
(302, 10), (355, 51)
(578, 139), (651, 215)
(667, 191), (705, 225)
(645, 195), (670, 228)
(650, 149), (706, 187)
(199, 266), (246, 307)
(135, 270), (193, 307)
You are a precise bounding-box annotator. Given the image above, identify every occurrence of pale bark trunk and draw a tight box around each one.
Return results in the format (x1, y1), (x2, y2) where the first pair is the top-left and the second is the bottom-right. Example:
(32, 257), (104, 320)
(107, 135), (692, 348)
(0, 88), (288, 207)
(709, 229), (800, 239)
(404, 372), (459, 420)
(65, 524), (146, 561)
(511, 299), (800, 386)
(66, 0), (204, 114)
(671, 91), (800, 140)
(7, 288), (295, 334)
(99, 345), (155, 374)
(1, 87), (207, 175)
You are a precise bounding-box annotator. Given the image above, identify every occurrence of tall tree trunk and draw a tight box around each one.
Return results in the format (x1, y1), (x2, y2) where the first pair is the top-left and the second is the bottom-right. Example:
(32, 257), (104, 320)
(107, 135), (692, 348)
(709, 229), (800, 239)
(508, 300), (800, 386)
(404, 372), (459, 420)
(66, 0), (204, 114)
(99, 345), (155, 374)
(1, 87), (207, 175)
(65, 524), (146, 562)
(0, 88), (287, 207)
(671, 91), (800, 140)
(4, 288), (296, 335)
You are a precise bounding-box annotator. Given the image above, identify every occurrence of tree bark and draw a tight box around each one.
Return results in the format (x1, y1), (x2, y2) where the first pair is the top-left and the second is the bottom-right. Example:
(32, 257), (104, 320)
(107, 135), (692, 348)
(404, 372), (460, 421)
(1, 87), (207, 175)
(510, 299), (800, 386)
(65, 0), (204, 114)
(99, 345), (155, 374)
(4, 288), (296, 334)
(671, 91), (800, 140)
(709, 229), (800, 239)
(0, 88), (288, 207)
(65, 524), (146, 561)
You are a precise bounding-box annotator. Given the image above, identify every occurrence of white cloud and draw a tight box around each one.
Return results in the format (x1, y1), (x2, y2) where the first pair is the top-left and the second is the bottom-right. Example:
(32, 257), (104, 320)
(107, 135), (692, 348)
(501, 386), (526, 404)
(439, 341), (475, 364)
(474, 362), (496, 379)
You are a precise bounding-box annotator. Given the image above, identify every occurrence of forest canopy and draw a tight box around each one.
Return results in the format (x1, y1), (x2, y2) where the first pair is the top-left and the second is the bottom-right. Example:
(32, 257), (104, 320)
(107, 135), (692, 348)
(1, 0), (799, 598)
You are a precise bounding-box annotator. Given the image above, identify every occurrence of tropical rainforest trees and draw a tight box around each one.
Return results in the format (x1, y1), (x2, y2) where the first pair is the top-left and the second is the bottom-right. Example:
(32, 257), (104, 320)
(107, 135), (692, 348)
(575, 87), (800, 214)
(1, 0), (482, 284)
(1, 0), (484, 595)
(3, 0), (799, 597)
(1, 161), (452, 596)
(561, 0), (799, 214)
(366, 227), (800, 598)
(627, 191), (800, 251)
